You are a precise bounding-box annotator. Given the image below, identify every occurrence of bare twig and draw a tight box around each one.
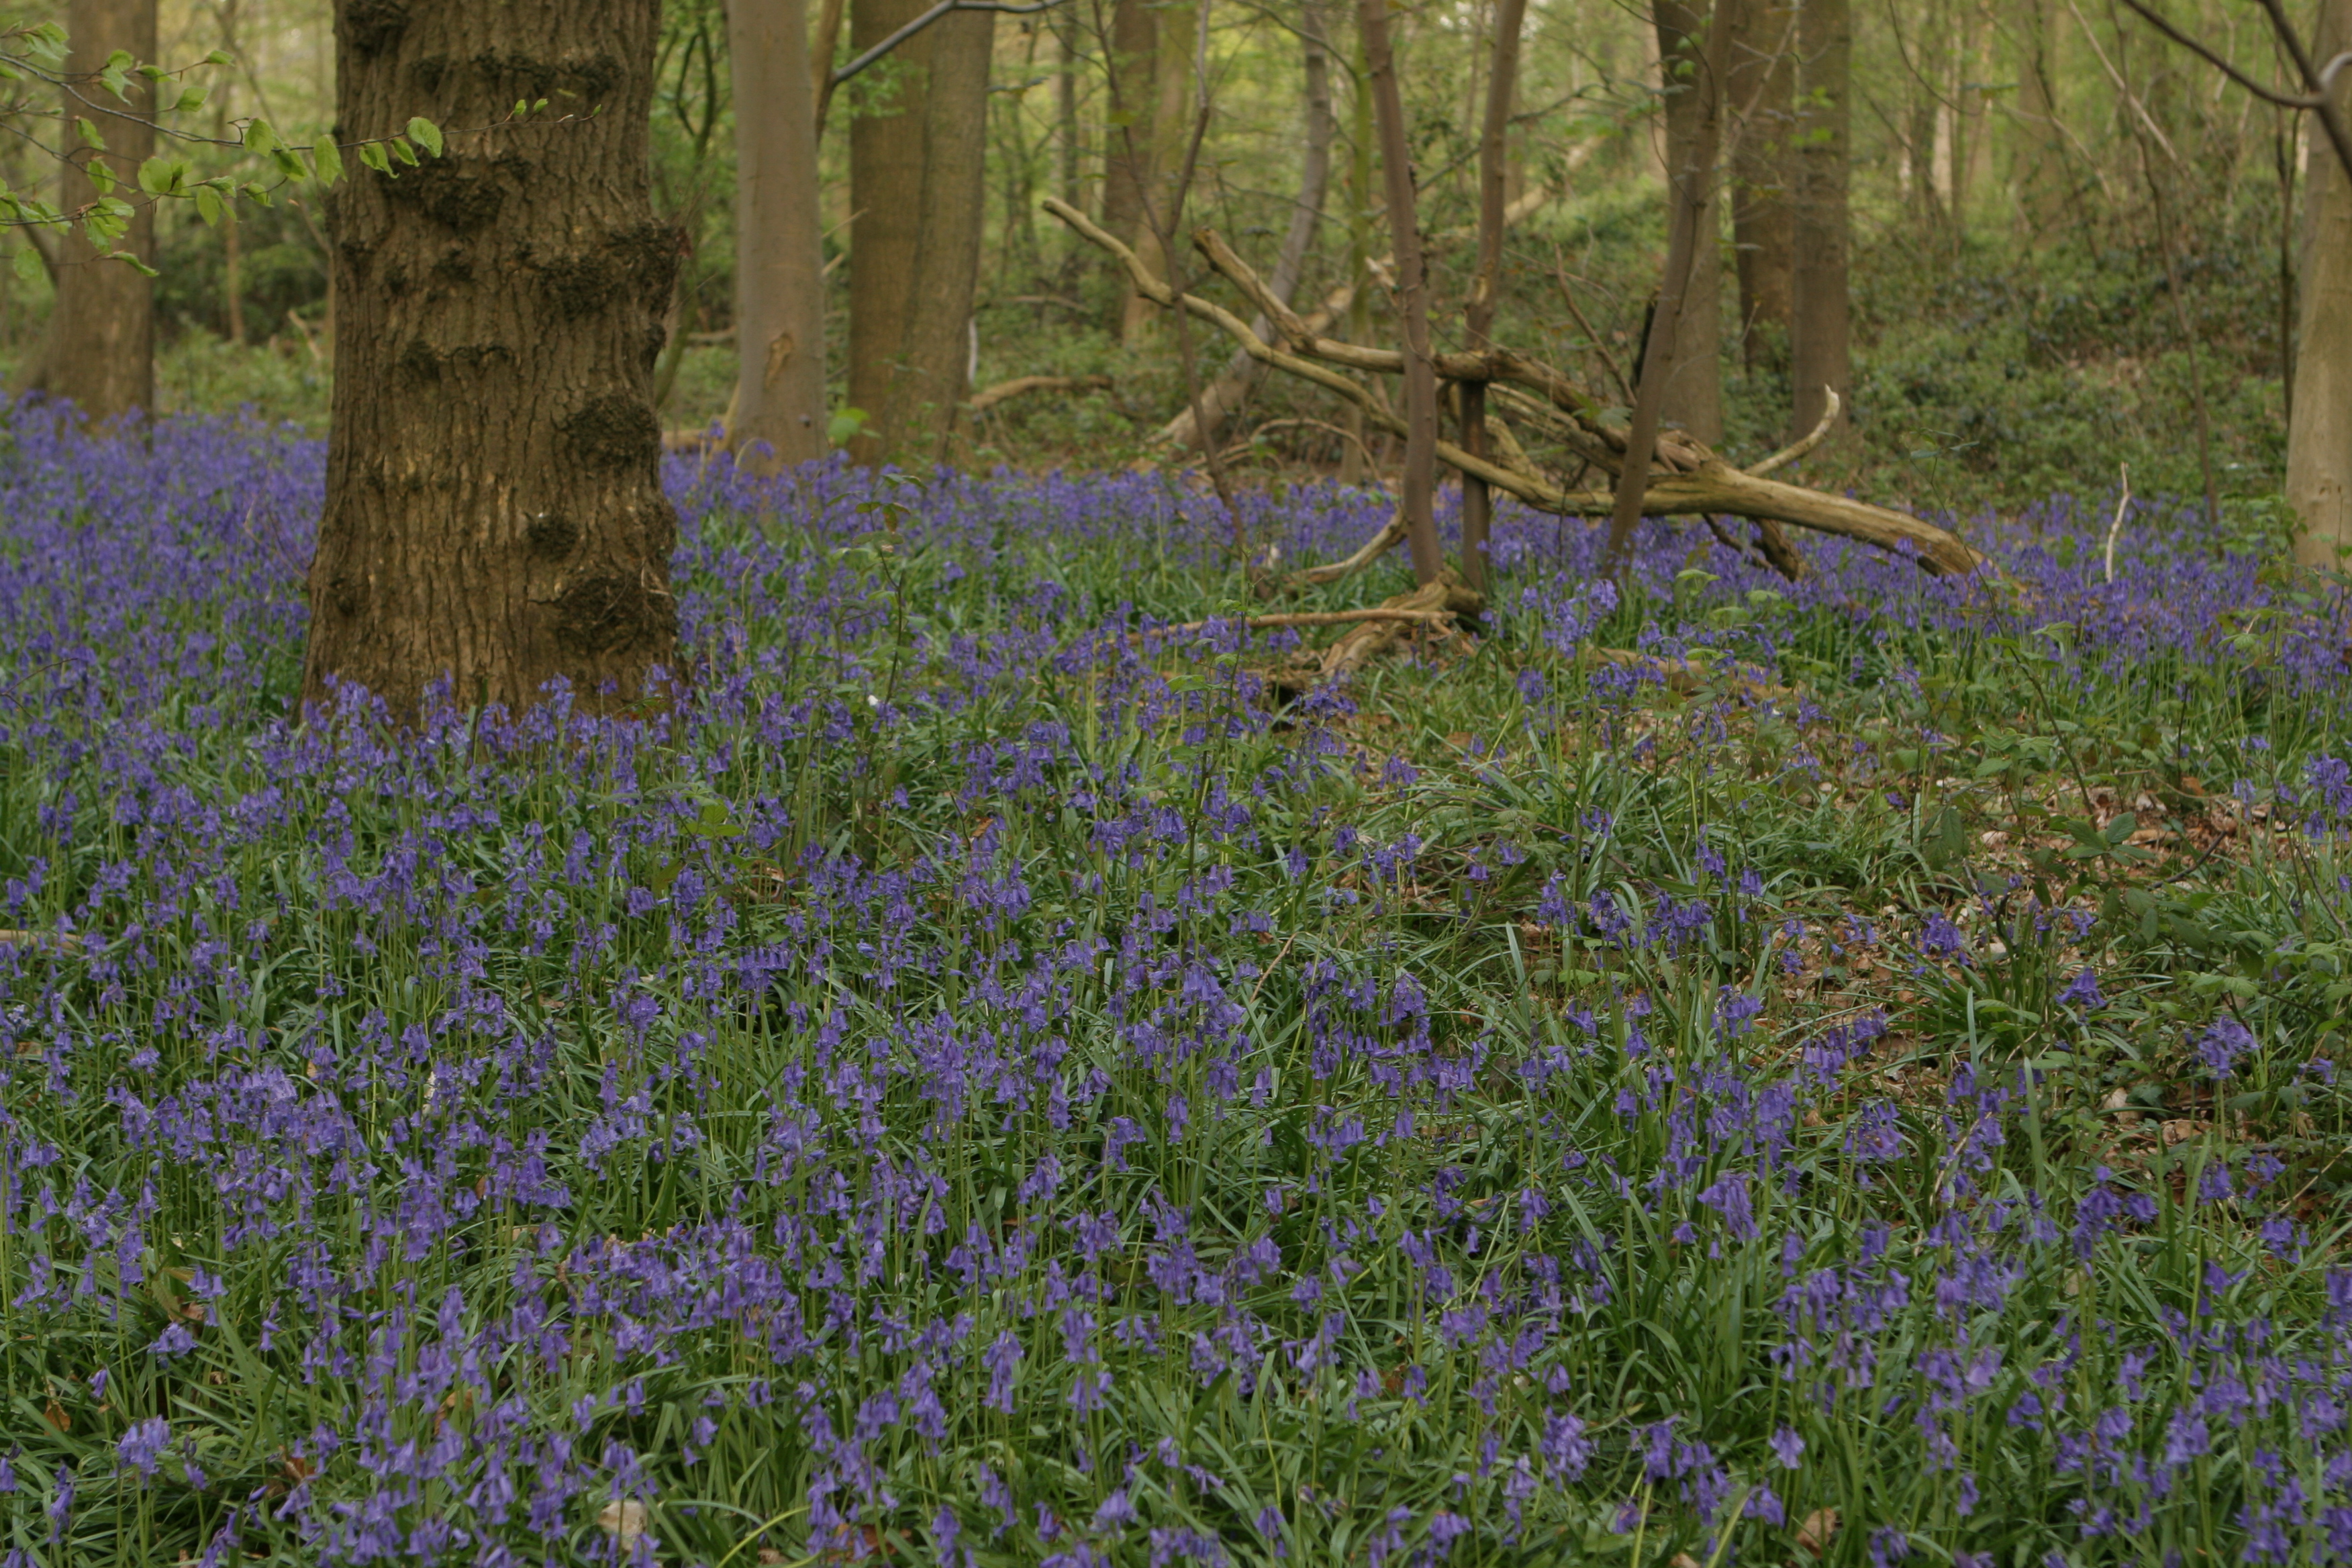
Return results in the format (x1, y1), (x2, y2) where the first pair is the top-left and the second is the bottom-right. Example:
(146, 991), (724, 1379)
(1744, 387), (1842, 476)
(2103, 463), (2133, 584)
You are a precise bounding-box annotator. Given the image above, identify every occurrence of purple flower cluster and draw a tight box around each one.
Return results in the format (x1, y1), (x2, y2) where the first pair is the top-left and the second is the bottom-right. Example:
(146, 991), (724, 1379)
(1, 409), (2347, 1564)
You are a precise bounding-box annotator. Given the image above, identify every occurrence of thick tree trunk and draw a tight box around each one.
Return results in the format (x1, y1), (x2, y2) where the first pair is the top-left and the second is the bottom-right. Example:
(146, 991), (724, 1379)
(1726, 0), (1792, 368)
(847, 0), (933, 464)
(2290, 0), (2352, 567)
(1655, 0), (1724, 445)
(1158, 0), (1335, 452)
(303, 0), (681, 718)
(730, 0), (829, 473)
(1357, 0), (1444, 585)
(1461, 0), (1528, 590)
(30, 0), (156, 422)
(1787, 0), (1849, 444)
(879, 9), (995, 469)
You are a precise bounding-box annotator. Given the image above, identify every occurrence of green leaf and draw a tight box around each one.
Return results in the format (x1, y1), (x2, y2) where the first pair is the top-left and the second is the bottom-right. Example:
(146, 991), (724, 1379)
(12, 246), (42, 287)
(76, 117), (105, 150)
(390, 136), (420, 167)
(2102, 813), (2139, 847)
(356, 140), (394, 176)
(242, 119), (279, 155)
(174, 85), (208, 113)
(194, 185), (224, 226)
(405, 116), (444, 157)
(136, 156), (181, 197)
(87, 159), (116, 195)
(310, 137), (344, 185)
(205, 47), (235, 65)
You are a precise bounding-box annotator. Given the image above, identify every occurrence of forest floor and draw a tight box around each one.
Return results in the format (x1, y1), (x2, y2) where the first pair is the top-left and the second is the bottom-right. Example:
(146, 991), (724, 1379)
(1, 407), (2349, 1565)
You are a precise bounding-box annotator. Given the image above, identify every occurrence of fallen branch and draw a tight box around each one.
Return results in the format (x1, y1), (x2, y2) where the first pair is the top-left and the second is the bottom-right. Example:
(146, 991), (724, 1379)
(1320, 573), (1483, 679)
(968, 373), (1115, 413)
(1132, 605), (1457, 640)
(1043, 197), (1986, 577)
(1745, 389), (1841, 477)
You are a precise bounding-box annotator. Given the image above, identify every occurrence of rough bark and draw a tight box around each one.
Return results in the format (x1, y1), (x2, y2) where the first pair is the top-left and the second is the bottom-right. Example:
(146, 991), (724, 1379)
(1655, 0), (1724, 444)
(28, 0), (156, 422)
(847, 0), (934, 464)
(1787, 0), (1849, 444)
(1159, 0), (1335, 452)
(730, 0), (829, 473)
(879, 7), (995, 469)
(1461, 0), (1528, 591)
(302, 0), (681, 718)
(1725, 0), (1792, 366)
(2290, 0), (2352, 567)
(1357, 0), (1444, 585)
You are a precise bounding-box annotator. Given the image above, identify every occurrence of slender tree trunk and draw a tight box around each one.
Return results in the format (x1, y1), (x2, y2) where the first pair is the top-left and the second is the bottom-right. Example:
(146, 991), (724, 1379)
(1357, 0), (1444, 584)
(304, 0), (680, 718)
(1100, 0), (1157, 324)
(1787, 0), (1849, 443)
(1123, 0), (1195, 343)
(1726, 0), (1792, 367)
(1159, 0), (1335, 451)
(1605, 0), (1729, 575)
(1952, 7), (1988, 237)
(810, 0), (848, 138)
(1656, 0), (1724, 444)
(224, 209), (247, 345)
(848, 0), (934, 463)
(730, 0), (829, 473)
(1461, 0), (1528, 589)
(2290, 0), (2352, 567)
(879, 8), (996, 469)
(30, 0), (156, 421)
(2010, 0), (2068, 235)
(1339, 21), (1376, 484)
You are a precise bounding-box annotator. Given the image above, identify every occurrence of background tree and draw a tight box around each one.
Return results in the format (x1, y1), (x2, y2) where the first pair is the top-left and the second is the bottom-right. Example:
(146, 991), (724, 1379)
(2288, 0), (2351, 565)
(1725, 0), (1792, 368)
(728, 0), (828, 473)
(301, 0), (679, 715)
(877, 7), (995, 468)
(1787, 0), (1849, 442)
(1655, 0), (1724, 444)
(846, 0), (933, 464)
(22, 0), (157, 422)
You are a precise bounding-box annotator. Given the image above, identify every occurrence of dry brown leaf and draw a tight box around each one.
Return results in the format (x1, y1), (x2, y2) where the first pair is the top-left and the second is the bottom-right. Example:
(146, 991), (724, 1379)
(1797, 1507), (1840, 1555)
(596, 1500), (649, 1539)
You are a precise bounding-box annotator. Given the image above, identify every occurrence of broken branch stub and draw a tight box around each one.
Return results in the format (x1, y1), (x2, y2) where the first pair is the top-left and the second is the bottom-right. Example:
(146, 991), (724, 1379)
(1042, 197), (1986, 578)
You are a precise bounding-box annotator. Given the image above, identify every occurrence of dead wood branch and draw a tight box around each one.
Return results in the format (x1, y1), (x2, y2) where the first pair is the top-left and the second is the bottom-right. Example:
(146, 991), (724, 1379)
(1302, 512), (1408, 585)
(968, 373), (1116, 413)
(1744, 389), (1842, 476)
(1133, 606), (1458, 640)
(1044, 197), (1984, 577)
(1320, 573), (1484, 679)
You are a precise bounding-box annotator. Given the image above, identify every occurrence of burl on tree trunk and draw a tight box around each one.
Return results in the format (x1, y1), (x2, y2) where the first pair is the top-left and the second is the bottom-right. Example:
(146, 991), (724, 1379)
(303, 0), (681, 720)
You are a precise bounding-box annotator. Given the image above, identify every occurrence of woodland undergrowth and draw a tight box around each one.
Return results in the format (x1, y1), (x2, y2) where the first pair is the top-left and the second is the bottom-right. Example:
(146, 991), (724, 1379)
(1, 406), (2351, 1565)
